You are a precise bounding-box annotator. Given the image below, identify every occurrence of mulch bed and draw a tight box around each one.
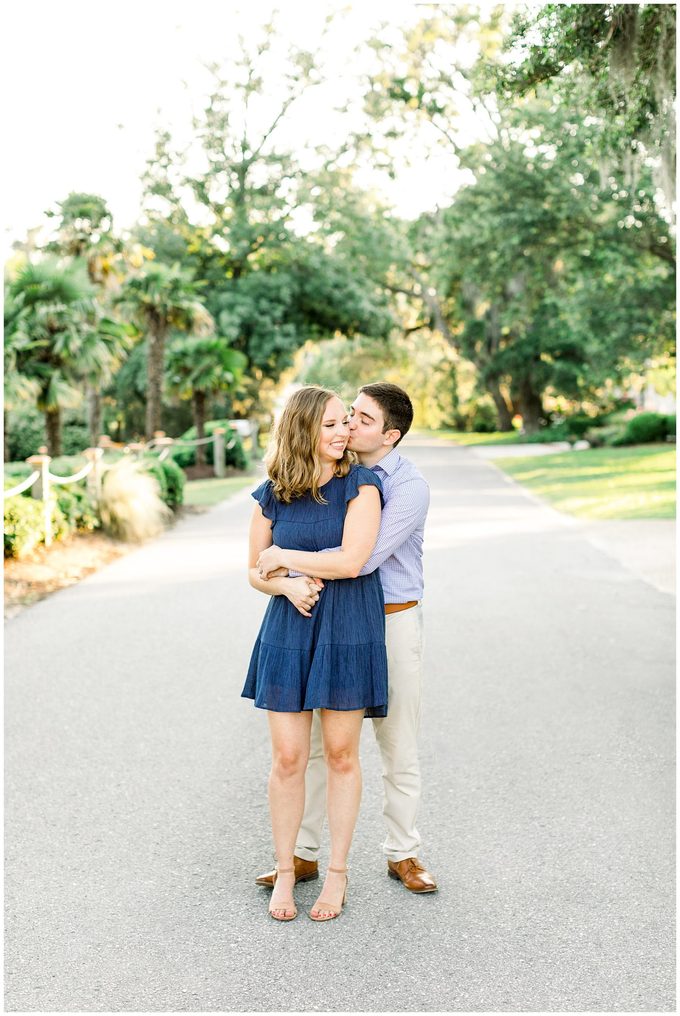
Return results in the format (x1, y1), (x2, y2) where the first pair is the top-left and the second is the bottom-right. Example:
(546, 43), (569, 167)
(4, 531), (130, 618)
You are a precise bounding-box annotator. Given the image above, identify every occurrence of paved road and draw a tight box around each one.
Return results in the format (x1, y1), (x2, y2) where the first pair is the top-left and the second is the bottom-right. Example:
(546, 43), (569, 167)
(5, 439), (675, 1012)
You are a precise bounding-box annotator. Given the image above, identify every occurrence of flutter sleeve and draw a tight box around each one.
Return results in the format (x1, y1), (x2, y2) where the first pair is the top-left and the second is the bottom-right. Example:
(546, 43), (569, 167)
(344, 466), (384, 508)
(251, 479), (277, 521)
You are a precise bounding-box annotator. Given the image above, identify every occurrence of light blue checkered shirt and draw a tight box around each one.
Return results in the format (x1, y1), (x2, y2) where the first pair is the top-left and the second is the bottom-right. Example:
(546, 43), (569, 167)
(359, 448), (429, 603)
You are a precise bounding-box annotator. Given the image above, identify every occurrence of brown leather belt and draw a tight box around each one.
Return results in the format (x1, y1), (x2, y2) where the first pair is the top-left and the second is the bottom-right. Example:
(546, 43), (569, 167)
(384, 600), (418, 615)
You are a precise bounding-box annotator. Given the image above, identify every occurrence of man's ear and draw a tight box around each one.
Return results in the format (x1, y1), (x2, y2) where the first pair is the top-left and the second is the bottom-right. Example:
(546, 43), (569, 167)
(383, 428), (401, 447)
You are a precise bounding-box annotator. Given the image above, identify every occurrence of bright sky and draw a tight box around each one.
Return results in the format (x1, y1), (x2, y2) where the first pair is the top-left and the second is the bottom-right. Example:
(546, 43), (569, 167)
(3, 1), (490, 258)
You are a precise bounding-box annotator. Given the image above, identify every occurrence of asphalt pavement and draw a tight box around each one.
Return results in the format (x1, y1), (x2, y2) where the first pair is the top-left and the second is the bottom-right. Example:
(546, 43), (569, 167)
(4, 438), (675, 1012)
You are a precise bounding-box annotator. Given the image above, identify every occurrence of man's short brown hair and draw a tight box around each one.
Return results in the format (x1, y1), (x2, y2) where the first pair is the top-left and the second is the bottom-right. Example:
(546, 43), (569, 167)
(358, 382), (413, 447)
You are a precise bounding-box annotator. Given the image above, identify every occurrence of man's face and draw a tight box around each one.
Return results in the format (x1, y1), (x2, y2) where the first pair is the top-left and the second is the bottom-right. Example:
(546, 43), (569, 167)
(348, 392), (398, 454)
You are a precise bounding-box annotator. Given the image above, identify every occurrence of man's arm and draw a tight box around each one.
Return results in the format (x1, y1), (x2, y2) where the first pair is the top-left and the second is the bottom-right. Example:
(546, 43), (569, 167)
(357, 476), (429, 574)
(287, 477), (429, 577)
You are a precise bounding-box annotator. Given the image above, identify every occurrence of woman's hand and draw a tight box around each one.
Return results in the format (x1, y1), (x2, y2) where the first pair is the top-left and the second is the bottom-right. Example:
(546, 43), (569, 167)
(282, 576), (324, 617)
(257, 544), (288, 578)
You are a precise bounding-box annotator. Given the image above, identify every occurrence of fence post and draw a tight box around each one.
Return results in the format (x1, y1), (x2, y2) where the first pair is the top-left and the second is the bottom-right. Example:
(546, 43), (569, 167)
(127, 442), (145, 460)
(249, 419), (260, 457)
(154, 436), (174, 462)
(26, 454), (53, 547)
(84, 447), (104, 504)
(213, 428), (225, 478)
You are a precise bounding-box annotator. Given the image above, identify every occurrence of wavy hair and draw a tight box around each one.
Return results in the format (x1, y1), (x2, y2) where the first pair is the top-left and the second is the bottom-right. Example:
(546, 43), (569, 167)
(266, 386), (354, 503)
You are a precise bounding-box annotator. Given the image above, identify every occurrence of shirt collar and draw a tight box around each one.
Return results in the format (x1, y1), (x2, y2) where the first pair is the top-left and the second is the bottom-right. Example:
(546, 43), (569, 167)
(370, 447), (401, 476)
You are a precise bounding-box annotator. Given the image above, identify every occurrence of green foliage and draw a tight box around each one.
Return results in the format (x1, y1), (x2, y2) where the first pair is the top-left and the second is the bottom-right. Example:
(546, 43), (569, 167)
(613, 411), (670, 446)
(170, 420), (249, 471)
(3, 496), (68, 558)
(49, 455), (87, 476)
(4, 494), (45, 558)
(54, 485), (100, 532)
(5, 407), (45, 461)
(142, 455), (186, 509)
(502, 5), (676, 209)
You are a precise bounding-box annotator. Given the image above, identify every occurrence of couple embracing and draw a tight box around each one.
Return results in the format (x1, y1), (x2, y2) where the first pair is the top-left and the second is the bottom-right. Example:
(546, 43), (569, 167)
(242, 382), (437, 921)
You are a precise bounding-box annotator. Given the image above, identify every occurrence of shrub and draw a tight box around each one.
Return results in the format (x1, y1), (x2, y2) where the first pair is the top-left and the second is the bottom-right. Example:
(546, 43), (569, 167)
(156, 457), (185, 509)
(665, 414), (676, 440)
(55, 485), (100, 532)
(584, 424), (626, 448)
(49, 455), (88, 477)
(170, 420), (249, 471)
(4, 463), (32, 485)
(613, 412), (668, 446)
(142, 458), (168, 503)
(138, 457), (185, 509)
(5, 409), (45, 461)
(4, 495), (45, 558)
(99, 459), (171, 542)
(61, 420), (91, 455)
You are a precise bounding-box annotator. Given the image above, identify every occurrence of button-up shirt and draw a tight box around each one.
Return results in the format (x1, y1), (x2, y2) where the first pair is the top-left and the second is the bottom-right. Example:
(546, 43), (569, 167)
(360, 448), (429, 603)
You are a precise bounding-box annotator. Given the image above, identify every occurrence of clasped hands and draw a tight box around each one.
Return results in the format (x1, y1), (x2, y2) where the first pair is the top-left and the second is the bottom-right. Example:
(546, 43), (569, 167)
(257, 544), (324, 618)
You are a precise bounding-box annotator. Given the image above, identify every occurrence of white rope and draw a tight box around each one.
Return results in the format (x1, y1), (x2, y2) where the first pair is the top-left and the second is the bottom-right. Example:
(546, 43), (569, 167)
(49, 462), (94, 485)
(171, 435), (215, 446)
(3, 471), (41, 498)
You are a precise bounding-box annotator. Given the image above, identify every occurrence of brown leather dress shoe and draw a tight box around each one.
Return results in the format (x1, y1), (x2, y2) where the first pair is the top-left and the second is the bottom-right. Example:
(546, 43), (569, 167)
(255, 855), (319, 888)
(387, 858), (438, 893)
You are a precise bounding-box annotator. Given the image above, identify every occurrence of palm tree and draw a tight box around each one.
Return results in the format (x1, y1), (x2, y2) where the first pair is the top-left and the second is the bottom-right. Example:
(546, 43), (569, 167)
(118, 263), (213, 439)
(46, 193), (129, 443)
(166, 335), (247, 466)
(5, 260), (101, 455)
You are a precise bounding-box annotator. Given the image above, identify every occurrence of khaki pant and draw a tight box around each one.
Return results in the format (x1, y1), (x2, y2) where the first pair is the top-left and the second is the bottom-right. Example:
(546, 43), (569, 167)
(296, 605), (424, 863)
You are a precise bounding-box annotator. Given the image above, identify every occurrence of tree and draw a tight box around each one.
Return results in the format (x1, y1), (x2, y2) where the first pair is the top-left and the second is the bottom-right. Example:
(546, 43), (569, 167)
(165, 335), (247, 465)
(136, 32), (393, 412)
(360, 11), (675, 429)
(502, 4), (676, 213)
(117, 263), (214, 438)
(44, 192), (131, 442)
(5, 260), (119, 455)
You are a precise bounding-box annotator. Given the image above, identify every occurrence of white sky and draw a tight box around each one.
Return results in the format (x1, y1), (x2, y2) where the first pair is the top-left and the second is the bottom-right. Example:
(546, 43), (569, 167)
(3, 1), (492, 258)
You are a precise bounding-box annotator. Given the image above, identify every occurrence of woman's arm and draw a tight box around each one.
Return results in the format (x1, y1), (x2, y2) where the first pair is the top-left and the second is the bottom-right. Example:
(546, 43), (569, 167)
(257, 484), (381, 580)
(248, 504), (323, 617)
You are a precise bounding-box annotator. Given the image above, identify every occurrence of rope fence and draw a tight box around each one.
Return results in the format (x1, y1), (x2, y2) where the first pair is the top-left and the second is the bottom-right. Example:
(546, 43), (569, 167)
(3, 420), (258, 546)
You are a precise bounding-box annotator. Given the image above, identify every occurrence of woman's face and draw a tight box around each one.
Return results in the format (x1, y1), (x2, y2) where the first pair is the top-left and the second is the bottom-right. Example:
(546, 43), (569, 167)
(317, 395), (350, 464)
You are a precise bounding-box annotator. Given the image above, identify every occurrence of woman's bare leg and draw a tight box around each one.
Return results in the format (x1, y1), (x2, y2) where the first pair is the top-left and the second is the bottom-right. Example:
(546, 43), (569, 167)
(267, 710), (313, 917)
(311, 708), (364, 918)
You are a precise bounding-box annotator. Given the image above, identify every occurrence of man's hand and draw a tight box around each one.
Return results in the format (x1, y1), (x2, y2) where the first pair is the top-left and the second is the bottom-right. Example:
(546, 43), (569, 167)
(257, 544), (286, 579)
(282, 576), (324, 618)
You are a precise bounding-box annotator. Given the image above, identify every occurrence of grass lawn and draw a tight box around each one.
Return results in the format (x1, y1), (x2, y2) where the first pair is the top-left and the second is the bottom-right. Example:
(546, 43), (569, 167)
(184, 475), (255, 508)
(414, 429), (523, 446)
(492, 444), (676, 520)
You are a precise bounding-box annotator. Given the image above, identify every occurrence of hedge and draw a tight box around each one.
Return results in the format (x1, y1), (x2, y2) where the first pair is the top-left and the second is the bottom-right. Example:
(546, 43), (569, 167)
(170, 420), (249, 471)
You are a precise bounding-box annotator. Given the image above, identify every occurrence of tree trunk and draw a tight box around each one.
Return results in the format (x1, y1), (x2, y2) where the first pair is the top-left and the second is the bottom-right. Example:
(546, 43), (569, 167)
(87, 382), (102, 446)
(45, 406), (62, 456)
(486, 378), (515, 431)
(193, 390), (207, 468)
(513, 376), (546, 434)
(145, 321), (167, 440)
(4, 409), (11, 462)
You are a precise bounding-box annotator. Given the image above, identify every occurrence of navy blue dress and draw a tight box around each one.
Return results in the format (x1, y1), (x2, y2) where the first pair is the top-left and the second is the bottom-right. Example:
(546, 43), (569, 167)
(242, 465), (388, 717)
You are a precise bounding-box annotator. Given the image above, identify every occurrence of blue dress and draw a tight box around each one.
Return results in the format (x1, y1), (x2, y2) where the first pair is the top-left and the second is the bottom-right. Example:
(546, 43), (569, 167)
(242, 465), (388, 717)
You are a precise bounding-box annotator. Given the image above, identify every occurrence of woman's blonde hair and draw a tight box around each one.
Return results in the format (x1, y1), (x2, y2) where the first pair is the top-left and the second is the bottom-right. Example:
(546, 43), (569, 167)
(266, 386), (354, 503)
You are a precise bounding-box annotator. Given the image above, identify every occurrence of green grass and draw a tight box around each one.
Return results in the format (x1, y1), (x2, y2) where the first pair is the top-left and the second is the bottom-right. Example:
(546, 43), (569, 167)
(413, 429), (523, 446)
(492, 444), (676, 520)
(184, 475), (255, 508)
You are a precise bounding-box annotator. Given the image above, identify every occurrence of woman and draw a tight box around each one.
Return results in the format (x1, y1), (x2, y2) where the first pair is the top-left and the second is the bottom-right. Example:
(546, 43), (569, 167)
(242, 386), (387, 923)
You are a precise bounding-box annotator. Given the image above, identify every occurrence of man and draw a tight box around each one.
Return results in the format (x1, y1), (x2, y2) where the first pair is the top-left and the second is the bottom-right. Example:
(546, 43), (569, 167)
(256, 382), (437, 893)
